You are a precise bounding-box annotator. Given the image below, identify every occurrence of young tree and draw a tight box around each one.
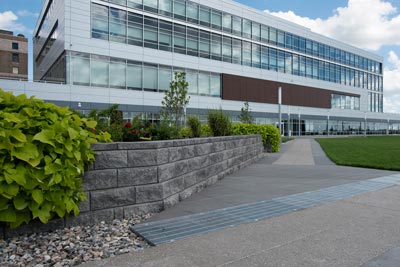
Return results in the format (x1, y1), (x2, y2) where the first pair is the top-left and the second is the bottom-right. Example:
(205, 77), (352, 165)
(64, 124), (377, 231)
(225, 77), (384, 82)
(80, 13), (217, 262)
(161, 72), (190, 127)
(238, 101), (254, 124)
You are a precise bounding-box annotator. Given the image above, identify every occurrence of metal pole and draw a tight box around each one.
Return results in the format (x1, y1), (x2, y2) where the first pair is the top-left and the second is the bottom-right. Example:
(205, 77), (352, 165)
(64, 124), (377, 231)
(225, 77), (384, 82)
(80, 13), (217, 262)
(364, 112), (367, 136)
(387, 118), (390, 135)
(288, 105), (291, 137)
(278, 87), (282, 138)
(298, 111), (301, 137)
(327, 113), (330, 136)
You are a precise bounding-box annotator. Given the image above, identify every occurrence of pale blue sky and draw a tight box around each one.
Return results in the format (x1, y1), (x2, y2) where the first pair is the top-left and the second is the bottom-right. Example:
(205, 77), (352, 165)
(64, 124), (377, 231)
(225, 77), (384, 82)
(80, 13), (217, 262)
(1, 0), (399, 112)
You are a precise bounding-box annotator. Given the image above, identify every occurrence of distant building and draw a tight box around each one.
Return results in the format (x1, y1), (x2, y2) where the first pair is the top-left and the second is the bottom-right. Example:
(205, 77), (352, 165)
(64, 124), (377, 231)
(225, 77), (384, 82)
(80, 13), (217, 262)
(0, 30), (28, 80)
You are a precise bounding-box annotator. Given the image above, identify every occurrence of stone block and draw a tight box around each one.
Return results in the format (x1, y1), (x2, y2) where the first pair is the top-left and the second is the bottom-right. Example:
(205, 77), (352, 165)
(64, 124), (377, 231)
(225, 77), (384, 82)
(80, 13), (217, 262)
(169, 146), (196, 162)
(91, 143), (118, 151)
(127, 148), (168, 167)
(114, 207), (124, 220)
(94, 150), (128, 170)
(118, 167), (158, 187)
(211, 142), (226, 152)
(136, 184), (163, 203)
(123, 202), (164, 217)
(91, 187), (136, 210)
(163, 194), (180, 209)
(163, 177), (185, 198)
(182, 171), (198, 188)
(65, 209), (114, 227)
(117, 141), (172, 150)
(187, 155), (209, 172)
(209, 151), (225, 164)
(194, 143), (213, 156)
(5, 218), (65, 238)
(158, 161), (188, 182)
(82, 169), (117, 191)
(194, 168), (211, 184)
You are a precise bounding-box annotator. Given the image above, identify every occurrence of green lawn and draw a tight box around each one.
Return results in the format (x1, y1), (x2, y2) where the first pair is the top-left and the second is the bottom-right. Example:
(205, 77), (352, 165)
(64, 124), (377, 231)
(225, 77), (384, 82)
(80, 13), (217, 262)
(316, 136), (400, 171)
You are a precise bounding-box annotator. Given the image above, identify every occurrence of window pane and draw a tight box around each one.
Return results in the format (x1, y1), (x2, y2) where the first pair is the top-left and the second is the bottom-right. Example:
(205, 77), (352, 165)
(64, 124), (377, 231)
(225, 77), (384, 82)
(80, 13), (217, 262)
(242, 41), (251, 67)
(252, 43), (260, 68)
(127, 62), (142, 90)
(232, 16), (241, 36)
(232, 38), (242, 64)
(269, 28), (277, 44)
(143, 64), (157, 91)
(143, 0), (158, 13)
(277, 30), (284, 47)
(109, 8), (126, 43)
(91, 57), (109, 87)
(159, 22), (172, 51)
(198, 72), (210, 95)
(222, 13), (232, 33)
(199, 30), (210, 58)
(159, 66), (172, 91)
(211, 11), (222, 30)
(211, 33), (221, 60)
(72, 56), (90, 86)
(92, 4), (109, 40)
(210, 74), (221, 97)
(252, 22), (260, 41)
(285, 52), (292, 74)
(174, 0), (185, 20)
(186, 70), (198, 94)
(128, 0), (142, 9)
(159, 0), (172, 16)
(187, 2), (198, 23)
(242, 19), (251, 39)
(110, 60), (126, 89)
(128, 13), (143, 46)
(200, 7), (210, 26)
(261, 25), (268, 43)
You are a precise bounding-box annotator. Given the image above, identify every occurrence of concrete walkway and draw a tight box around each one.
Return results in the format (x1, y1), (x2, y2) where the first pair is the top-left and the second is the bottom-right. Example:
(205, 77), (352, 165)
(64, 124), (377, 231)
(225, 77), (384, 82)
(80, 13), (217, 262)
(79, 139), (400, 267)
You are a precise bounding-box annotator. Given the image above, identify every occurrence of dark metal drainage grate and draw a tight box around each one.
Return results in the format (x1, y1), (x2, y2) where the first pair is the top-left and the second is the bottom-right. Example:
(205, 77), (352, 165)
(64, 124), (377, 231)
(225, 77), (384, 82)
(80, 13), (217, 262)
(131, 175), (400, 246)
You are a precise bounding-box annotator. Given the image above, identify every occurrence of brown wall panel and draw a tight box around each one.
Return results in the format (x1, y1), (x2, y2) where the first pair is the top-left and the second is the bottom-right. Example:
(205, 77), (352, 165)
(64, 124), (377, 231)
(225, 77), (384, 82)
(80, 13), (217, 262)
(222, 74), (359, 109)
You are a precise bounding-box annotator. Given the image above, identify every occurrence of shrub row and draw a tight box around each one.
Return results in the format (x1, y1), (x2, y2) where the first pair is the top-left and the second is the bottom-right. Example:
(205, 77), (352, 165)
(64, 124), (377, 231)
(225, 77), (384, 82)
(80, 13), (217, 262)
(232, 123), (281, 152)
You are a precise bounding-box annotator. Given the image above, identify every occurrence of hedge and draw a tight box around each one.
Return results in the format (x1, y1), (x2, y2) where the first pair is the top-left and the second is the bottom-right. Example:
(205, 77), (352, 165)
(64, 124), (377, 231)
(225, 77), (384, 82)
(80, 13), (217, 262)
(232, 123), (281, 152)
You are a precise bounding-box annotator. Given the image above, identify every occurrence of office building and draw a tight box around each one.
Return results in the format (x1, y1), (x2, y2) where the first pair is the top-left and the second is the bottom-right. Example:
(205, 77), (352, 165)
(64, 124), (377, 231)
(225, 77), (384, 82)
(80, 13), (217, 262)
(0, 30), (28, 80)
(1, 0), (399, 135)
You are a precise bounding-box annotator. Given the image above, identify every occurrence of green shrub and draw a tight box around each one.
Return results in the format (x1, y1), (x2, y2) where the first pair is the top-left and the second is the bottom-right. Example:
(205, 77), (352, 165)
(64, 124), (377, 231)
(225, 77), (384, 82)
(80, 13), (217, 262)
(179, 127), (191, 138)
(200, 124), (211, 136)
(207, 109), (232, 136)
(232, 123), (281, 152)
(150, 122), (180, 141)
(187, 115), (201, 138)
(0, 89), (110, 228)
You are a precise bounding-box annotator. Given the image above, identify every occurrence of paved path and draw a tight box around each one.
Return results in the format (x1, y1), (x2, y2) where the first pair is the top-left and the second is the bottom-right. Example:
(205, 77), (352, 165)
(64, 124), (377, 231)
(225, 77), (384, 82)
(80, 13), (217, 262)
(79, 138), (400, 267)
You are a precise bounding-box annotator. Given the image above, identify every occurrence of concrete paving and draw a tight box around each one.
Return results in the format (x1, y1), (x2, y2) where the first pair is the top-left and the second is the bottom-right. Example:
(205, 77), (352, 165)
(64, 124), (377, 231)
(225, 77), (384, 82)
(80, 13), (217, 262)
(78, 138), (400, 267)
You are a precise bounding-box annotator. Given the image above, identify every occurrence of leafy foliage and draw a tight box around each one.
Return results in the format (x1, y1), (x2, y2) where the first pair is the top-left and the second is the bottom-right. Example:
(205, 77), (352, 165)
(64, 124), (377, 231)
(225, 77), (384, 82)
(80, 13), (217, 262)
(207, 109), (232, 137)
(200, 124), (211, 136)
(187, 115), (201, 138)
(232, 123), (281, 152)
(149, 122), (180, 141)
(179, 127), (192, 138)
(160, 72), (190, 127)
(0, 89), (110, 228)
(238, 102), (254, 124)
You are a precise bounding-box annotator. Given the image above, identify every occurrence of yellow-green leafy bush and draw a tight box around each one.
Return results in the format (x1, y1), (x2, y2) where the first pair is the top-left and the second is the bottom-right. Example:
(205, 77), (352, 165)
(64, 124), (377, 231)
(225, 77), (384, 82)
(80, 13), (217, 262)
(232, 123), (281, 152)
(0, 89), (111, 228)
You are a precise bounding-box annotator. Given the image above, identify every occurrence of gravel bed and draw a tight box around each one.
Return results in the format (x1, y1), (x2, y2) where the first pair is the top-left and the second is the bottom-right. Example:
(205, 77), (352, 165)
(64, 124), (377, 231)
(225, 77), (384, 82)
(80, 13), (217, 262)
(0, 214), (152, 267)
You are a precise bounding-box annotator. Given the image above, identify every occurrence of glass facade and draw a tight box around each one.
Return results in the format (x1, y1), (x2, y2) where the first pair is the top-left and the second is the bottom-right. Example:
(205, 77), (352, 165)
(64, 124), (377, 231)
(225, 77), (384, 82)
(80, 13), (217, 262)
(66, 51), (221, 96)
(91, 1), (384, 112)
(331, 94), (360, 110)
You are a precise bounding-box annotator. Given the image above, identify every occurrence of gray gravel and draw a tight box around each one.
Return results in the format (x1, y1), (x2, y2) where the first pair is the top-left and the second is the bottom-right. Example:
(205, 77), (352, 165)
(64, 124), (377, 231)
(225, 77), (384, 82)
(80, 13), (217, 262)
(0, 214), (151, 267)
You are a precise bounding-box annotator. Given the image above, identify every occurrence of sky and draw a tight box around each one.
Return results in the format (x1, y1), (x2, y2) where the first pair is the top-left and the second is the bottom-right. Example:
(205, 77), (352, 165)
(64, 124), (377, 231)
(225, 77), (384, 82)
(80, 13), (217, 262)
(0, 0), (399, 113)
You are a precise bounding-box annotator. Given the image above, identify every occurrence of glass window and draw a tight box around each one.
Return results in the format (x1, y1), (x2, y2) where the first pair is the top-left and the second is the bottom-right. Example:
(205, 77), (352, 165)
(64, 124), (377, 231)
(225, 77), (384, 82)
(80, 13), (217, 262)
(285, 33), (292, 49)
(232, 38), (242, 64)
(159, 20), (172, 51)
(186, 70), (198, 94)
(210, 74), (221, 97)
(12, 53), (19, 63)
(299, 37), (306, 52)
(158, 66), (172, 91)
(242, 41), (251, 67)
(109, 8), (126, 43)
(211, 33), (222, 61)
(252, 43), (261, 68)
(92, 3), (109, 40)
(261, 25), (269, 43)
(305, 57), (312, 78)
(306, 40), (312, 54)
(252, 22), (260, 41)
(174, 24), (186, 54)
(143, 64), (158, 91)
(293, 36), (299, 51)
(198, 72), (210, 95)
(277, 50), (285, 72)
(91, 56), (109, 87)
(187, 27), (199, 56)
(261, 46), (268, 69)
(12, 42), (18, 50)
(173, 0), (185, 21)
(127, 61), (142, 90)
(199, 7), (210, 27)
(312, 59), (318, 79)
(285, 52), (292, 74)
(269, 48), (277, 71)
(293, 55), (299, 76)
(199, 30), (210, 59)
(232, 16), (241, 36)
(128, 0), (142, 9)
(143, 0), (157, 13)
(110, 59), (126, 89)
(71, 55), (90, 86)
(277, 30), (285, 47)
(144, 16), (158, 49)
(211, 11), (222, 30)
(242, 19), (251, 39)
(222, 37), (232, 63)
(312, 41), (318, 56)
(186, 2), (198, 23)
(127, 13), (143, 46)
(110, 0), (126, 5)
(159, 0), (172, 16)
(222, 13), (232, 33)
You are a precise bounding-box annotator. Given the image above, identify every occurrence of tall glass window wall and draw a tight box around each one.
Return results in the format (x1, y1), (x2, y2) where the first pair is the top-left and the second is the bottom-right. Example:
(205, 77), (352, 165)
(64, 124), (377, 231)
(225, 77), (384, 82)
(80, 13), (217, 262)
(331, 94), (360, 110)
(66, 51), (221, 96)
(91, 2), (383, 96)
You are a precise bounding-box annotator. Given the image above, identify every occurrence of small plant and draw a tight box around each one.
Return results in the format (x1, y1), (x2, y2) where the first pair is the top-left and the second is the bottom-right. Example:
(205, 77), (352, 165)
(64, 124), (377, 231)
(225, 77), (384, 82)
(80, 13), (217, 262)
(0, 89), (110, 228)
(179, 127), (192, 138)
(232, 123), (281, 152)
(238, 101), (254, 124)
(200, 124), (211, 136)
(150, 122), (180, 141)
(187, 115), (201, 138)
(160, 72), (190, 127)
(207, 109), (232, 137)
